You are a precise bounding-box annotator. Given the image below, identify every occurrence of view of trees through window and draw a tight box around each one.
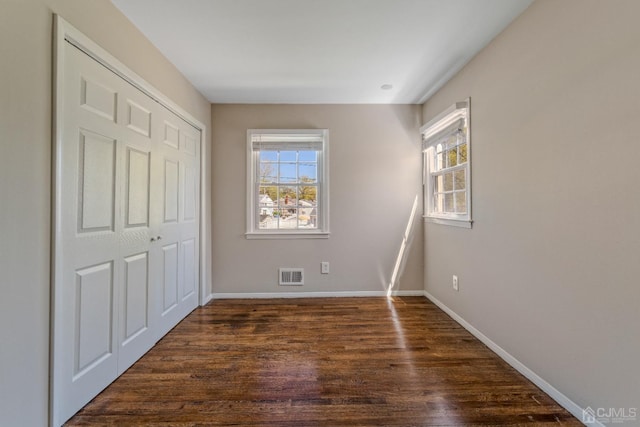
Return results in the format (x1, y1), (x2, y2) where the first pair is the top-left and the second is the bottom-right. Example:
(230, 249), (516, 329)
(257, 150), (318, 229)
(433, 132), (467, 214)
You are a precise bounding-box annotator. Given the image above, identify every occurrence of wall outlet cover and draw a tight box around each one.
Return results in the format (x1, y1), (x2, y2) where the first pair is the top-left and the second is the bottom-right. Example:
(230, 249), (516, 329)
(321, 262), (330, 274)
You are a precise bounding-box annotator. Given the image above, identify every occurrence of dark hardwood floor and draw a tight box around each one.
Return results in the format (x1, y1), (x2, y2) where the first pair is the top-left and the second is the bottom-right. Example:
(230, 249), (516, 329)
(66, 297), (580, 426)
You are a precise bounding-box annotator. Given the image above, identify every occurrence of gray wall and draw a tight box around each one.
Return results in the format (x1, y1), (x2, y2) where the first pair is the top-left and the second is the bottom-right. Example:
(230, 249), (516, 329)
(0, 1), (211, 425)
(422, 0), (640, 413)
(211, 104), (423, 295)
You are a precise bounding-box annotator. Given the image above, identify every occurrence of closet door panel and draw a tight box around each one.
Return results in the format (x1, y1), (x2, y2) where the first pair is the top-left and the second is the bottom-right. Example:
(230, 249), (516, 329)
(125, 148), (150, 228)
(122, 252), (149, 343)
(74, 262), (114, 376)
(162, 243), (179, 313)
(55, 45), (122, 424)
(116, 87), (158, 374)
(181, 239), (196, 301)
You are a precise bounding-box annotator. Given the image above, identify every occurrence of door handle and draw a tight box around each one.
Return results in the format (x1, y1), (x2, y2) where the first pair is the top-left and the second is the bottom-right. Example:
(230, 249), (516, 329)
(157, 235), (162, 240)
(150, 237), (156, 242)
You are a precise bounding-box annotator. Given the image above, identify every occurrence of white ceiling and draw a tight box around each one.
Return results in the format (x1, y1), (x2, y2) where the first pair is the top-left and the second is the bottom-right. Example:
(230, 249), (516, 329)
(111, 0), (533, 104)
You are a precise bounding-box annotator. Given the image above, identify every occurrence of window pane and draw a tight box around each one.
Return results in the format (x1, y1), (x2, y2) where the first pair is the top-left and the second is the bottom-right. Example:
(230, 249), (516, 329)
(444, 193), (454, 213)
(298, 151), (317, 162)
(459, 143), (467, 164)
(304, 214), (318, 229)
(298, 163), (317, 183)
(444, 172), (453, 191)
(299, 185), (317, 203)
(299, 191), (317, 229)
(436, 151), (444, 170)
(433, 193), (442, 213)
(447, 148), (458, 168)
(258, 186), (277, 229)
(258, 216), (278, 229)
(280, 151), (296, 162)
(259, 163), (276, 183)
(435, 145), (444, 171)
(454, 169), (465, 190)
(455, 191), (467, 213)
(445, 135), (457, 149)
(279, 186), (296, 207)
(279, 163), (297, 183)
(258, 186), (277, 203)
(260, 151), (277, 162)
(279, 209), (297, 228)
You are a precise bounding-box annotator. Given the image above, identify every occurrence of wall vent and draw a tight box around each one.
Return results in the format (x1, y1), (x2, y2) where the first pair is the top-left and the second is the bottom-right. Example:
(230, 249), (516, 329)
(279, 268), (304, 286)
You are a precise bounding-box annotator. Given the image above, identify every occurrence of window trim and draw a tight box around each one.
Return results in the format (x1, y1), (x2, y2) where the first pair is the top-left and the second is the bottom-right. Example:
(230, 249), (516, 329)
(421, 99), (472, 228)
(246, 129), (330, 239)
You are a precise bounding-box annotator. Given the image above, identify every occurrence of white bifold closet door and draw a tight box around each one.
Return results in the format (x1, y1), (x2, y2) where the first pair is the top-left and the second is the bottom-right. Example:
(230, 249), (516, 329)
(54, 43), (200, 425)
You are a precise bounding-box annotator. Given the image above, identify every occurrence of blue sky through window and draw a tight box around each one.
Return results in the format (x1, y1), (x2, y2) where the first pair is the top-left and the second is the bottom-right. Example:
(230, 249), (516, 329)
(260, 150), (317, 183)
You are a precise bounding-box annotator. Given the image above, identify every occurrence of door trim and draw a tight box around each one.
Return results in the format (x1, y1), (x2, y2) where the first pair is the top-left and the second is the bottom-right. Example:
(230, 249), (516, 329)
(51, 14), (211, 426)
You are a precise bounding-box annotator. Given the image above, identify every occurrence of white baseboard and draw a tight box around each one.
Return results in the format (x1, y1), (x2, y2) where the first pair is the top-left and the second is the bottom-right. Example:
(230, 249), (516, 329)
(423, 290), (599, 427)
(210, 290), (425, 299)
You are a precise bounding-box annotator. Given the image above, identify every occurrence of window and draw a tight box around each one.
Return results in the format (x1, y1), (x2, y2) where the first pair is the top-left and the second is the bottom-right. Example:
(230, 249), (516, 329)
(246, 129), (329, 238)
(421, 99), (472, 228)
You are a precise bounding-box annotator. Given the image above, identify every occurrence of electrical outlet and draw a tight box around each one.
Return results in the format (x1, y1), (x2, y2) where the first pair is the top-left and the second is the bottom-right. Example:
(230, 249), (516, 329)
(321, 262), (330, 274)
(452, 275), (459, 291)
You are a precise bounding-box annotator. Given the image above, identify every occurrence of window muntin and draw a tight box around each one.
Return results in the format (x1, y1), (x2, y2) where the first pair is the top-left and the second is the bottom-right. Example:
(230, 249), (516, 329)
(422, 99), (471, 227)
(247, 129), (329, 237)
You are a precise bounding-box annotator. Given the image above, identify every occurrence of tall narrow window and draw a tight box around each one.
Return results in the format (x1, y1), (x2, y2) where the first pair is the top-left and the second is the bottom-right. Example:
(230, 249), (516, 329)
(422, 99), (472, 228)
(247, 129), (329, 238)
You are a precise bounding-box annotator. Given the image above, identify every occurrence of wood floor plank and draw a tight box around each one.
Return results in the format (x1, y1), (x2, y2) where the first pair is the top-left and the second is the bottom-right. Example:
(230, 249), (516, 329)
(65, 297), (581, 426)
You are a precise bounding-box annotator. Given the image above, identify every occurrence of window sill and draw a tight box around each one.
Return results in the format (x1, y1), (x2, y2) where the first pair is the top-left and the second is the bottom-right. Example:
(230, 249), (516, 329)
(423, 216), (472, 229)
(246, 231), (330, 240)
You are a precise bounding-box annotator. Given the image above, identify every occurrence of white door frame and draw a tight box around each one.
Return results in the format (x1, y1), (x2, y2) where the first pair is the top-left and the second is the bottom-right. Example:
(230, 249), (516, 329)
(51, 14), (211, 426)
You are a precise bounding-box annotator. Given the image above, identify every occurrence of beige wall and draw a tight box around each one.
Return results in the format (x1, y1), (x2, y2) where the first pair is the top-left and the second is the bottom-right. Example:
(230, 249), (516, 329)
(0, 1), (210, 425)
(422, 0), (640, 413)
(211, 104), (423, 295)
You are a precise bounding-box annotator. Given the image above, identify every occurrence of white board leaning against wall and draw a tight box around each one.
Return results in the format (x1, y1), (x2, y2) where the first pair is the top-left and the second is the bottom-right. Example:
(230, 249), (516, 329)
(51, 15), (209, 426)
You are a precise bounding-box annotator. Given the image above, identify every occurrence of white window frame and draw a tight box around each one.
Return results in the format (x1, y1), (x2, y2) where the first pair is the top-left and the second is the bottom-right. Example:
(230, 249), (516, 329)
(246, 129), (330, 239)
(421, 98), (472, 228)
